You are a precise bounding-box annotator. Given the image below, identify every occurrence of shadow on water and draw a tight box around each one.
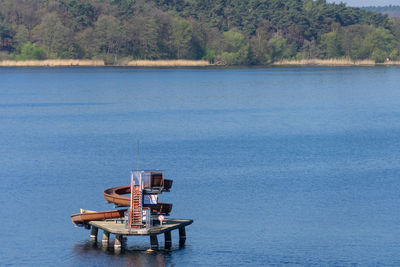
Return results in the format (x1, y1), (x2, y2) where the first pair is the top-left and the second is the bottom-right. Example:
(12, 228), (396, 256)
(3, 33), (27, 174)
(72, 240), (177, 267)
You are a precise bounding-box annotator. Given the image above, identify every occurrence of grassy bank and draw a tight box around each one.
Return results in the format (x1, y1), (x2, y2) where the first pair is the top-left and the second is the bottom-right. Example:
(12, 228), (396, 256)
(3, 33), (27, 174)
(2, 58), (400, 67)
(126, 59), (211, 67)
(381, 60), (400, 65)
(0, 59), (105, 67)
(273, 59), (377, 66)
(0, 59), (211, 67)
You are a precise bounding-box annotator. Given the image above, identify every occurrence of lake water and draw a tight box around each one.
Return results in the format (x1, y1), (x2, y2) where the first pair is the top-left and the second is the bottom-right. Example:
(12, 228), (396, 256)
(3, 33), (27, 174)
(1, 66), (400, 266)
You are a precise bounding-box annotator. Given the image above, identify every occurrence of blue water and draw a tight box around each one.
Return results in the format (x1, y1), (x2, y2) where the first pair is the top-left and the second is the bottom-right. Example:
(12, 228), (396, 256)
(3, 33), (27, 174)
(1, 67), (400, 266)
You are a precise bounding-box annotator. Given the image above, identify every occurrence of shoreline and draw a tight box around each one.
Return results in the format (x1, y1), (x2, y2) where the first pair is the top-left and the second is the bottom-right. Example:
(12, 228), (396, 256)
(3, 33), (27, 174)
(0, 59), (211, 67)
(0, 59), (105, 67)
(1, 59), (400, 67)
(273, 59), (400, 67)
(125, 59), (211, 67)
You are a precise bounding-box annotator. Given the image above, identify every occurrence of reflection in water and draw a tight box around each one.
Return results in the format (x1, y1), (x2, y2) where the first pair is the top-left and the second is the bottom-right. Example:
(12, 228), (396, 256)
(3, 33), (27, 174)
(72, 241), (168, 267)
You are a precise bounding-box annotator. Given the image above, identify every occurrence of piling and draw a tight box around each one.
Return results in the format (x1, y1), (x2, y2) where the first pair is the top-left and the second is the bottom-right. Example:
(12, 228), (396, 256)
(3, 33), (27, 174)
(102, 231), (110, 247)
(150, 235), (159, 250)
(114, 234), (122, 251)
(179, 227), (186, 247)
(90, 226), (98, 241)
(164, 231), (172, 250)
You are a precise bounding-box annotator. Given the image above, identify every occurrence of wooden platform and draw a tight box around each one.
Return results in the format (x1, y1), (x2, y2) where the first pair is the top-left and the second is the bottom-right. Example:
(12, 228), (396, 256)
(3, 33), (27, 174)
(88, 218), (193, 251)
(89, 219), (193, 235)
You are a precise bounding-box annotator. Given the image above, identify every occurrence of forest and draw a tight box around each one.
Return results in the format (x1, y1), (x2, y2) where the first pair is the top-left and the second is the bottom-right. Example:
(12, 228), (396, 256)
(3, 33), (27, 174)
(1, 0), (400, 65)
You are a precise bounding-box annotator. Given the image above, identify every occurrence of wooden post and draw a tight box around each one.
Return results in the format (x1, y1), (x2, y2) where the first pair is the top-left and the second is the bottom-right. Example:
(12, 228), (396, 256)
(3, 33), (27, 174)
(179, 227), (186, 248)
(164, 231), (172, 250)
(114, 234), (122, 251)
(150, 235), (158, 250)
(90, 226), (98, 242)
(102, 231), (110, 247)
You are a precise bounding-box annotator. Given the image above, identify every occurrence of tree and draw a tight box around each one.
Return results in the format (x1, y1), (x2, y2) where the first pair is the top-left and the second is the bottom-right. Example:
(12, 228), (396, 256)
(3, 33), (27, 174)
(33, 13), (75, 58)
(125, 15), (160, 59)
(0, 22), (12, 51)
(319, 32), (344, 58)
(341, 25), (370, 59)
(269, 36), (290, 61)
(365, 27), (397, 62)
(75, 27), (96, 58)
(170, 17), (192, 58)
(249, 28), (270, 65)
(13, 25), (29, 52)
(16, 42), (44, 60)
(62, 0), (95, 30)
(94, 15), (125, 63)
(220, 30), (249, 65)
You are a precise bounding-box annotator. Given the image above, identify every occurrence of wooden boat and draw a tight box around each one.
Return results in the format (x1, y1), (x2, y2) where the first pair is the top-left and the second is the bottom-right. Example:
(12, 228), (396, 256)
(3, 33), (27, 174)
(71, 209), (127, 226)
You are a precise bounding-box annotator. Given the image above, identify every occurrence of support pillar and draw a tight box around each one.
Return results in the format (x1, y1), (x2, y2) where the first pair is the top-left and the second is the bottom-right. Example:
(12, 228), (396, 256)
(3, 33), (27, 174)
(114, 234), (122, 252)
(150, 235), (159, 250)
(90, 226), (98, 242)
(102, 231), (110, 247)
(164, 231), (172, 250)
(179, 227), (186, 248)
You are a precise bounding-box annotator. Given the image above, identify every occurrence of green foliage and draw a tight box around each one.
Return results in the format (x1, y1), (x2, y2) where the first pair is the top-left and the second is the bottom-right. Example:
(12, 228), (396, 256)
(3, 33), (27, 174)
(340, 25), (398, 61)
(13, 26), (29, 52)
(365, 27), (397, 62)
(170, 18), (192, 58)
(203, 49), (216, 63)
(94, 15), (125, 63)
(125, 16), (160, 59)
(16, 42), (44, 60)
(62, 0), (95, 30)
(269, 36), (290, 61)
(0, 22), (12, 51)
(220, 30), (249, 65)
(0, 0), (398, 64)
(110, 0), (136, 17)
(319, 32), (344, 58)
(33, 13), (75, 58)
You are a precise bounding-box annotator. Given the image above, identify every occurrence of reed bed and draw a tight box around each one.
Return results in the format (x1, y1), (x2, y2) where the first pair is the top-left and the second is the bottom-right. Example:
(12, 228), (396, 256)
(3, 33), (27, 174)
(273, 59), (376, 66)
(0, 59), (104, 67)
(126, 59), (211, 67)
(382, 61), (400, 65)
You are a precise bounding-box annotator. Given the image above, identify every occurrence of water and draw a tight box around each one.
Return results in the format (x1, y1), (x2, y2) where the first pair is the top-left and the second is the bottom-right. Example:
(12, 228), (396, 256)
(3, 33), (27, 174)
(1, 67), (400, 266)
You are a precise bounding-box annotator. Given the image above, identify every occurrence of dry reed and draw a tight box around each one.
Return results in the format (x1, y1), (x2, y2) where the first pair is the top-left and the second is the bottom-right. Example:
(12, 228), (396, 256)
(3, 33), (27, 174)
(126, 59), (211, 67)
(382, 61), (400, 65)
(0, 59), (104, 67)
(273, 59), (376, 66)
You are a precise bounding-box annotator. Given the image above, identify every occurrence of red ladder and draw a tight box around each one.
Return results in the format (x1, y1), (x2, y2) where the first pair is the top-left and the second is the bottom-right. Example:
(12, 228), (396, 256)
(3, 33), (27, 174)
(132, 186), (143, 228)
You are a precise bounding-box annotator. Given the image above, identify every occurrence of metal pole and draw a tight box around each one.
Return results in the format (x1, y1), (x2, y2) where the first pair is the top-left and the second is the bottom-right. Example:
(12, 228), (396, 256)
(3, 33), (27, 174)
(137, 140), (140, 171)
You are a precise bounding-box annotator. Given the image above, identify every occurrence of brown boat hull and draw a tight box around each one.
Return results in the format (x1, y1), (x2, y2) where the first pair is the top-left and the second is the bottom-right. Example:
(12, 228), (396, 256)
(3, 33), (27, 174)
(71, 209), (127, 225)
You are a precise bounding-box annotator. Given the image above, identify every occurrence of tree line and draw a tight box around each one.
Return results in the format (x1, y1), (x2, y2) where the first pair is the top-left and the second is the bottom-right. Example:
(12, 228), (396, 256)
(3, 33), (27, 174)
(1, 0), (400, 65)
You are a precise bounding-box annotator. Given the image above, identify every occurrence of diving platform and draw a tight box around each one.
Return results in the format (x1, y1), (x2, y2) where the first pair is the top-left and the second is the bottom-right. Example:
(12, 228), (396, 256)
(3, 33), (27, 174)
(88, 218), (193, 251)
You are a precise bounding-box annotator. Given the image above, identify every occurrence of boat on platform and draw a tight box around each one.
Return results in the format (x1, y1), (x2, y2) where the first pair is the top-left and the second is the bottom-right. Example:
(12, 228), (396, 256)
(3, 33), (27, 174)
(71, 209), (127, 226)
(71, 170), (192, 251)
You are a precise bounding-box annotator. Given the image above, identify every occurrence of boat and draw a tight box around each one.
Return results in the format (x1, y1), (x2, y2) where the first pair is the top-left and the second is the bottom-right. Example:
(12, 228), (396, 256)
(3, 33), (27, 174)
(71, 209), (127, 226)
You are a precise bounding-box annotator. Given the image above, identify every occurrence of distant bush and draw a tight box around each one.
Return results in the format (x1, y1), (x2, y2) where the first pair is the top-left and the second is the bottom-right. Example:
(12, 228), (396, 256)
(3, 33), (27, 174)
(16, 42), (45, 60)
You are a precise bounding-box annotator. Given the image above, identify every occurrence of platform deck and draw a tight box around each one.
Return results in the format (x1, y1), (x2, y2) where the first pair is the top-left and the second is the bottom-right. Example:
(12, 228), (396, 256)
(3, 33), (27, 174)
(89, 218), (193, 236)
